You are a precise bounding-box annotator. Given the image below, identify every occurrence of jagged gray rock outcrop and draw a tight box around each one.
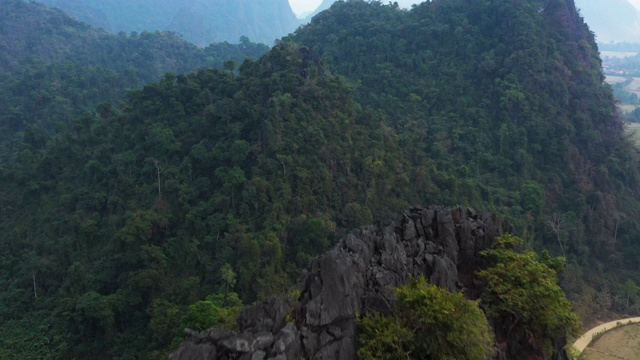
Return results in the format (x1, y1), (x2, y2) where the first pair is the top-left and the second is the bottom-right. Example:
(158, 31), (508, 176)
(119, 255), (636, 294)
(170, 205), (568, 360)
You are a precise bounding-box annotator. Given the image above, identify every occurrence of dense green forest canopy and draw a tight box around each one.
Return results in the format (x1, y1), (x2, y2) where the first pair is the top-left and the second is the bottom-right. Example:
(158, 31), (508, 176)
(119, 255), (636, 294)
(0, 0), (268, 74)
(0, 40), (410, 358)
(1, 0), (640, 358)
(289, 0), (640, 289)
(0, 0), (269, 160)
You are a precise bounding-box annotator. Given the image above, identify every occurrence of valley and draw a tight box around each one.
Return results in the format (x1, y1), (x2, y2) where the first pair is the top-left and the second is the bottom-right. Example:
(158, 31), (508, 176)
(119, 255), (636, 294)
(2, 0), (640, 359)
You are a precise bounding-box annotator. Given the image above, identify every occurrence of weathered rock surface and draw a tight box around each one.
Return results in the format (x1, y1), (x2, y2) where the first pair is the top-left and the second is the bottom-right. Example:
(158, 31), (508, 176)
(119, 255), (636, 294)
(170, 205), (568, 360)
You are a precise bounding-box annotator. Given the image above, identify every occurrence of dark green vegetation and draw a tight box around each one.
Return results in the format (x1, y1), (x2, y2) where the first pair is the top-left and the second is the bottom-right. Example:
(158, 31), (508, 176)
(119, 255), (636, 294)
(358, 277), (495, 360)
(36, 0), (300, 46)
(358, 235), (580, 360)
(0, 0), (268, 160)
(478, 234), (582, 356)
(0, 38), (409, 358)
(291, 0), (640, 322)
(1, 0), (639, 358)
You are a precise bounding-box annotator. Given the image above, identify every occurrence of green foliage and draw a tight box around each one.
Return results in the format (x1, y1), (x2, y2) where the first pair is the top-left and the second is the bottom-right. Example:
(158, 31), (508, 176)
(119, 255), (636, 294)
(521, 181), (545, 214)
(617, 279), (640, 311)
(565, 344), (580, 360)
(290, 0), (640, 266)
(1, 0), (639, 358)
(148, 299), (182, 347)
(290, 0), (640, 332)
(183, 301), (224, 331)
(358, 277), (495, 360)
(478, 234), (582, 348)
(0, 39), (411, 357)
(0, 0), (269, 161)
(182, 292), (242, 332)
(220, 263), (237, 295)
(358, 312), (413, 360)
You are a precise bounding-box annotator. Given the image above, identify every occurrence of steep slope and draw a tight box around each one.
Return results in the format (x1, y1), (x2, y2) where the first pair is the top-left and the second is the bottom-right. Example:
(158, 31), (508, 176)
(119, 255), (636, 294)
(33, 0), (112, 30)
(0, 0), (104, 70)
(37, 0), (300, 46)
(304, 0), (335, 20)
(304, 0), (423, 21)
(293, 0), (639, 252)
(0, 0), (269, 160)
(0, 42), (410, 359)
(0, 1), (269, 76)
(170, 206), (575, 360)
(290, 0), (640, 319)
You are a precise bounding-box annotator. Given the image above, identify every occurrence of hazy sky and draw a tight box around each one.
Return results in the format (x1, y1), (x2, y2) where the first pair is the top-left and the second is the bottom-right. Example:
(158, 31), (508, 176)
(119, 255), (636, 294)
(289, 0), (640, 18)
(288, 0), (322, 17)
(288, 0), (423, 17)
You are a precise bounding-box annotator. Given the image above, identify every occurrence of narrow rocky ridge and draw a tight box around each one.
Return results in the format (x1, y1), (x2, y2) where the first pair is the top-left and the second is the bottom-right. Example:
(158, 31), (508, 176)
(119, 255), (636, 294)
(170, 205), (569, 360)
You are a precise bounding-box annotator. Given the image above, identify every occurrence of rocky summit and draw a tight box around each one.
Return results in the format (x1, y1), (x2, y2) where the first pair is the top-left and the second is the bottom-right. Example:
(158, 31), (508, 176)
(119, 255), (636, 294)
(170, 205), (568, 360)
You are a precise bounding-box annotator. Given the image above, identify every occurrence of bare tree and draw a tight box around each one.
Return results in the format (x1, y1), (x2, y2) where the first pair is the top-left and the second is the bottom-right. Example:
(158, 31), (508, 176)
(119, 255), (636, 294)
(612, 211), (627, 246)
(151, 158), (163, 199)
(32, 271), (37, 299)
(547, 212), (566, 257)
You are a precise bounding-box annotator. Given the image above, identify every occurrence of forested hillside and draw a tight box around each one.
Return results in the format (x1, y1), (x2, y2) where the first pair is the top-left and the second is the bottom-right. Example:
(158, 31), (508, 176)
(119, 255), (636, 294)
(36, 0), (300, 46)
(1, 0), (640, 359)
(0, 40), (412, 359)
(0, 0), (269, 160)
(291, 0), (640, 318)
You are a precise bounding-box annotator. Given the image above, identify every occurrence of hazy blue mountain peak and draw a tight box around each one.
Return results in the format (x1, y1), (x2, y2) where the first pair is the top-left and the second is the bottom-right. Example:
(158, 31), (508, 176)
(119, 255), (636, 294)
(36, 0), (301, 46)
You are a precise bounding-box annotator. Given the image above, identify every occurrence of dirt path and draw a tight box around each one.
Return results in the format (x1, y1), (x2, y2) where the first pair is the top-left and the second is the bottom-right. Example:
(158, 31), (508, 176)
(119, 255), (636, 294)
(573, 317), (640, 354)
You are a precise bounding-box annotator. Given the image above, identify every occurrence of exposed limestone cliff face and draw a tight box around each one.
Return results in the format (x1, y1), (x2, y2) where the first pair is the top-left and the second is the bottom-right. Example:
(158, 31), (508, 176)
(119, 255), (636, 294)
(170, 205), (569, 360)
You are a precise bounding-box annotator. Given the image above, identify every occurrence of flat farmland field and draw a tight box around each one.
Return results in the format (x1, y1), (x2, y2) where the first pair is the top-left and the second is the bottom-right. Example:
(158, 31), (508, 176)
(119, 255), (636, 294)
(627, 122), (640, 145)
(619, 105), (637, 113)
(625, 78), (640, 93)
(581, 323), (640, 359)
(601, 51), (638, 59)
(606, 75), (629, 84)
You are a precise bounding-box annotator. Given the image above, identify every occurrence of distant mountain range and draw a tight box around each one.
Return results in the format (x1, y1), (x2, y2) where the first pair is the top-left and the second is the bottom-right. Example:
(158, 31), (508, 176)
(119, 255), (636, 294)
(307, 0), (640, 44)
(31, 0), (640, 45)
(37, 0), (301, 46)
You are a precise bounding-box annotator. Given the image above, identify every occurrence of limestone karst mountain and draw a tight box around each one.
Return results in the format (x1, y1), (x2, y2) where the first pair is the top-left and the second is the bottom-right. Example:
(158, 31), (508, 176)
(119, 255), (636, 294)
(37, 0), (300, 45)
(1, 0), (639, 358)
(170, 206), (574, 360)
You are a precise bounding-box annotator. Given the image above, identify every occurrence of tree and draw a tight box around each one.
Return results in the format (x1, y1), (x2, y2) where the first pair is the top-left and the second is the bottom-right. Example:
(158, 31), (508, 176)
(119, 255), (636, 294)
(547, 212), (567, 257)
(478, 234), (582, 353)
(358, 277), (495, 360)
(182, 300), (224, 331)
(151, 158), (163, 199)
(220, 263), (237, 299)
(620, 279), (639, 311)
(223, 60), (236, 74)
(181, 292), (243, 333)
